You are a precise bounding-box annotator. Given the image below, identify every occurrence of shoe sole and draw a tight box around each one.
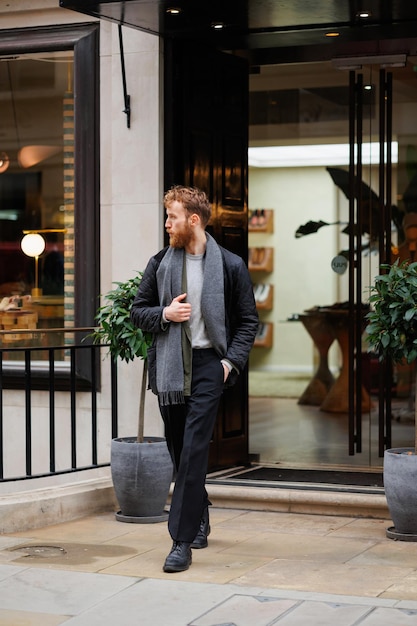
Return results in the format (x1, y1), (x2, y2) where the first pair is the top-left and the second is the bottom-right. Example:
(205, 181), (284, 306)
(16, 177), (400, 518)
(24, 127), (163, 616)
(163, 560), (191, 573)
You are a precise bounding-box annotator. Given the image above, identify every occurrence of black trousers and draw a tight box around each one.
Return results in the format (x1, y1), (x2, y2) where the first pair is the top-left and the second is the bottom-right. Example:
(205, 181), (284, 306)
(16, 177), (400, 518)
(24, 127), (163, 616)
(159, 348), (224, 542)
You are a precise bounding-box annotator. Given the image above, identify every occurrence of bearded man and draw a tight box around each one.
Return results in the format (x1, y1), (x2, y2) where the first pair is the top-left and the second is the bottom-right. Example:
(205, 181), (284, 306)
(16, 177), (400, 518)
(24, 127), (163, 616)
(131, 185), (258, 573)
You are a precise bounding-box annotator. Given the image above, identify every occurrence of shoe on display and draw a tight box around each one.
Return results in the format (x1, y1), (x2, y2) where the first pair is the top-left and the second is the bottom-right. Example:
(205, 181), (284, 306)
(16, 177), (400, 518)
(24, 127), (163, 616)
(249, 209), (259, 227)
(257, 284), (270, 303)
(253, 283), (263, 301)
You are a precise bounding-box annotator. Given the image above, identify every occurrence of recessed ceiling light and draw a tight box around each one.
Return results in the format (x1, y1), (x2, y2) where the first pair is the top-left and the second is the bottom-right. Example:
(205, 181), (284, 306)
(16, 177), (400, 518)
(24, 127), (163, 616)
(166, 7), (181, 15)
(211, 22), (224, 30)
(248, 143), (398, 168)
(357, 10), (371, 18)
(325, 32), (340, 38)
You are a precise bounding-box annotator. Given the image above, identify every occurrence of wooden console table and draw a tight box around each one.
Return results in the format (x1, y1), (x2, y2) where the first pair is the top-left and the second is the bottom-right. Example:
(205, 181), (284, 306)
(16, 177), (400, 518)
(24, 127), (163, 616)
(298, 307), (372, 413)
(297, 311), (335, 406)
(319, 308), (372, 413)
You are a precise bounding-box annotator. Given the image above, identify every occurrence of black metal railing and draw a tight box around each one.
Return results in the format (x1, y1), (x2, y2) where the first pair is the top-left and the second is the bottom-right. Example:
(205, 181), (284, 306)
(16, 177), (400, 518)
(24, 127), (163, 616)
(0, 328), (118, 482)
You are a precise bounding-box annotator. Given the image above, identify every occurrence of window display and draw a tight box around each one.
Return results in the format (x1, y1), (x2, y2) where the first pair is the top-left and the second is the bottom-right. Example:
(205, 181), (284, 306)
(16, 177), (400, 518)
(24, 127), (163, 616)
(0, 54), (72, 355)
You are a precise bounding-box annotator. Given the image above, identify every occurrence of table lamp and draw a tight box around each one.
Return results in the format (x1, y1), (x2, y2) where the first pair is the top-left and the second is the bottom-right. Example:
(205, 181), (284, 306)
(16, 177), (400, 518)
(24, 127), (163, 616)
(21, 233), (46, 297)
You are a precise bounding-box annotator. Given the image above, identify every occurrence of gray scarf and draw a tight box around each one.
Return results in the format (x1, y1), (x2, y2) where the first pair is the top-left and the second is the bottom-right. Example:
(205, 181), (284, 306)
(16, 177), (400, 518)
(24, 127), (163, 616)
(155, 233), (227, 405)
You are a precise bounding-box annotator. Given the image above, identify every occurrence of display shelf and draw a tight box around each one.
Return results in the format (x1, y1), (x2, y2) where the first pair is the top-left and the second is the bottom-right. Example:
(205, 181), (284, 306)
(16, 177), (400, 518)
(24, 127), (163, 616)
(249, 209), (274, 233)
(0, 310), (38, 342)
(253, 283), (273, 310)
(248, 247), (273, 272)
(254, 322), (273, 348)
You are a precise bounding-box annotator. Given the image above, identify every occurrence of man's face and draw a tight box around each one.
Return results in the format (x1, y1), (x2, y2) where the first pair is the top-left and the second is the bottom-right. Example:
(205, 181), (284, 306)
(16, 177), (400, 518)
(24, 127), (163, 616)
(165, 200), (193, 249)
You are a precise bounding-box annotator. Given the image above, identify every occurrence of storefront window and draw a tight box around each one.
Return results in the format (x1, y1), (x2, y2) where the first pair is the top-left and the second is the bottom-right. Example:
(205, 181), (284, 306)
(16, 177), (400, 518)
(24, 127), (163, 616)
(0, 24), (99, 385)
(0, 53), (72, 354)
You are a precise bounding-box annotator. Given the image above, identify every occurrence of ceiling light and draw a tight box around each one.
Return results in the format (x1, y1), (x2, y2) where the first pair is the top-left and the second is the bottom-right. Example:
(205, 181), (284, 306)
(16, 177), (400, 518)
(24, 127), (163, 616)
(332, 54), (407, 70)
(211, 22), (224, 30)
(0, 151), (9, 173)
(325, 32), (340, 38)
(166, 7), (181, 14)
(380, 61), (407, 68)
(248, 142), (398, 168)
(357, 10), (371, 18)
(18, 145), (62, 168)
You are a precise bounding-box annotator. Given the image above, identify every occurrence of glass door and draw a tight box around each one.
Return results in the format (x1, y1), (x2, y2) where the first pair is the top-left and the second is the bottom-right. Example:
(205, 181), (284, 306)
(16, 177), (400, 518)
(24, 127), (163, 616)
(358, 60), (417, 459)
(248, 57), (417, 471)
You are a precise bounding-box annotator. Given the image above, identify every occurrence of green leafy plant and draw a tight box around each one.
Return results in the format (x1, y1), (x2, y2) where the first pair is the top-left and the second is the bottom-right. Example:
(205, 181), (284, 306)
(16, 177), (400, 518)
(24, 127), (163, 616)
(91, 272), (152, 443)
(366, 259), (417, 449)
(366, 260), (417, 364)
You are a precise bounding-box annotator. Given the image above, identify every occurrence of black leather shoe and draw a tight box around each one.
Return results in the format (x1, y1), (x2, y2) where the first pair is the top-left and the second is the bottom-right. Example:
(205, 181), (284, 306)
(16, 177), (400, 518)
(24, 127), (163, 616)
(191, 507), (211, 549)
(163, 541), (192, 573)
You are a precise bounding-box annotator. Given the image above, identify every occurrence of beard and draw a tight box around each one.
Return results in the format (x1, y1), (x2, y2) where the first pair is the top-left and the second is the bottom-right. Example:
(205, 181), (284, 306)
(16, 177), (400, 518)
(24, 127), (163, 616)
(168, 223), (194, 249)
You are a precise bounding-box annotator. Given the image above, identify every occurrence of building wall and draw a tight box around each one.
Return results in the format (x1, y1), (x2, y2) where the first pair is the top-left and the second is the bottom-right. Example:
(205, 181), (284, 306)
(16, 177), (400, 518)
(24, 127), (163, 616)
(248, 165), (342, 375)
(247, 163), (389, 377)
(0, 1), (164, 486)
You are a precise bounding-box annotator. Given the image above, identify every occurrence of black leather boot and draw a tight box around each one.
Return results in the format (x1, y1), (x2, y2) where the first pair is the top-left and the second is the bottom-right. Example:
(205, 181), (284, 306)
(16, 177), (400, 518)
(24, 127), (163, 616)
(163, 541), (192, 573)
(191, 506), (210, 549)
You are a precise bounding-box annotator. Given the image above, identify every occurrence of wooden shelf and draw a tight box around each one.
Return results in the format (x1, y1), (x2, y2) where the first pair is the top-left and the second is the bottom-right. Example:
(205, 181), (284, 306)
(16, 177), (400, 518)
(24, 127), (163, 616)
(249, 209), (274, 233)
(253, 283), (273, 310)
(254, 322), (273, 348)
(249, 219), (274, 347)
(248, 247), (273, 272)
(0, 310), (38, 343)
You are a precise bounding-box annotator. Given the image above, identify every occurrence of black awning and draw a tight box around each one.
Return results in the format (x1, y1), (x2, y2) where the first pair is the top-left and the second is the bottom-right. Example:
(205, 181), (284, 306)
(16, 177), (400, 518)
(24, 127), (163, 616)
(60, 1), (165, 36)
(59, 1), (417, 59)
(59, 0), (251, 49)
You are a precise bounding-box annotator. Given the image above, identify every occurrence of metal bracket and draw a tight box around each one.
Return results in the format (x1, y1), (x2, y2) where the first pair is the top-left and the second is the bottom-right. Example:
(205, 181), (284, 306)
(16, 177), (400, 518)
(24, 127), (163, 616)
(118, 25), (131, 128)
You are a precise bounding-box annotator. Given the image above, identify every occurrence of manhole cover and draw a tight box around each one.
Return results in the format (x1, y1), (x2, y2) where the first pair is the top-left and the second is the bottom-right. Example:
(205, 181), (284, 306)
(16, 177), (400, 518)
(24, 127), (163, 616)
(14, 545), (67, 558)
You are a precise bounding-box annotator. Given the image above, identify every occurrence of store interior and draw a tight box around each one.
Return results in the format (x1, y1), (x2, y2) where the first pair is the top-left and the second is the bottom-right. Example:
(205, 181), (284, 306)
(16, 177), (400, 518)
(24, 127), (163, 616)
(246, 59), (417, 473)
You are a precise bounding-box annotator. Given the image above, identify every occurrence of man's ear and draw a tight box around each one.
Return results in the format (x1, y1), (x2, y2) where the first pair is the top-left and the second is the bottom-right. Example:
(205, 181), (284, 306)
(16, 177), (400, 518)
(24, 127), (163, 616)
(189, 213), (200, 226)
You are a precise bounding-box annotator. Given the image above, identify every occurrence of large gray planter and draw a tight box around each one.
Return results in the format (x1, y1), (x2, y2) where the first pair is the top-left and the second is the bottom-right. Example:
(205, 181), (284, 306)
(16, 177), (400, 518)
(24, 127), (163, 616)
(111, 436), (173, 523)
(384, 448), (417, 540)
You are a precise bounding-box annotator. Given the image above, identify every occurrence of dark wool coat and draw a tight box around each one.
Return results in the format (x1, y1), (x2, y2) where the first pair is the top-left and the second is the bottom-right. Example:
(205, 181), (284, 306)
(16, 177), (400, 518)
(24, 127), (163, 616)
(130, 244), (259, 390)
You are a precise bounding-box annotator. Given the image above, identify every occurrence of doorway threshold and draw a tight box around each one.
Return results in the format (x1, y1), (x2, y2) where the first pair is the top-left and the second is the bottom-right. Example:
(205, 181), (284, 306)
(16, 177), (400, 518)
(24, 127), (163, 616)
(206, 465), (384, 495)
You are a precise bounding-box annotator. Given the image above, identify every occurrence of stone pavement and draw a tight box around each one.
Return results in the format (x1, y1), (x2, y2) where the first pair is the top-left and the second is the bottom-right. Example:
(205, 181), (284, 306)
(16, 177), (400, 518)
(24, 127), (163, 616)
(1, 507), (417, 625)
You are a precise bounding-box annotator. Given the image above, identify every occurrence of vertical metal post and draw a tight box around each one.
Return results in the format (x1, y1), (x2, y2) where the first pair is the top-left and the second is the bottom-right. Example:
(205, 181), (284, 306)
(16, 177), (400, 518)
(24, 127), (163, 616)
(378, 68), (387, 458)
(0, 351), (3, 479)
(70, 347), (77, 469)
(111, 357), (118, 440)
(49, 348), (56, 473)
(348, 70), (356, 455)
(354, 72), (363, 454)
(348, 71), (364, 454)
(24, 350), (32, 476)
(91, 345), (98, 465)
(384, 72), (393, 452)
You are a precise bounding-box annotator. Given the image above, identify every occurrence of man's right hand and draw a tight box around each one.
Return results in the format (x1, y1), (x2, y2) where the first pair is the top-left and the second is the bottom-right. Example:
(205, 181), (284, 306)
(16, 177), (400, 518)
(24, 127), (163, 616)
(164, 293), (192, 323)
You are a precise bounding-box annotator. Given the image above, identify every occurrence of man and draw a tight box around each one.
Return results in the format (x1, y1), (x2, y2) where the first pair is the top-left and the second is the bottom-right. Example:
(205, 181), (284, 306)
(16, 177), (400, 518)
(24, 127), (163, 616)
(131, 185), (258, 573)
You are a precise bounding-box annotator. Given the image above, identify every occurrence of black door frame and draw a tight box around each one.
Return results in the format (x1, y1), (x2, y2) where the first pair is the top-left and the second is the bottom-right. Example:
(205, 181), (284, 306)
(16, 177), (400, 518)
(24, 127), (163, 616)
(348, 65), (395, 457)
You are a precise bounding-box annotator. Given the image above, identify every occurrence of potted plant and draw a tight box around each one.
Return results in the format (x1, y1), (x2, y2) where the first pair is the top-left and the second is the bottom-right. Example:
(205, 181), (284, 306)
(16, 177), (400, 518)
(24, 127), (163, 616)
(366, 259), (417, 540)
(92, 273), (173, 523)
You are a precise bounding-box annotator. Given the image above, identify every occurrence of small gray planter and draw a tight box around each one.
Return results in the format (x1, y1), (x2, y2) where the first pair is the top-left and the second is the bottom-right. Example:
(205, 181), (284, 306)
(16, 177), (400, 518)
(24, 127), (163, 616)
(384, 448), (417, 540)
(111, 436), (173, 523)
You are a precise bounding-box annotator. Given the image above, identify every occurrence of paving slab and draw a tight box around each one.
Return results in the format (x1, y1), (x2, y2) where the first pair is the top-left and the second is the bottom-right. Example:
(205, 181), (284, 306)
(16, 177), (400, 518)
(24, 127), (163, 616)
(0, 608), (68, 625)
(190, 594), (300, 626)
(0, 566), (138, 616)
(358, 606), (417, 625)
(1, 508), (417, 625)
